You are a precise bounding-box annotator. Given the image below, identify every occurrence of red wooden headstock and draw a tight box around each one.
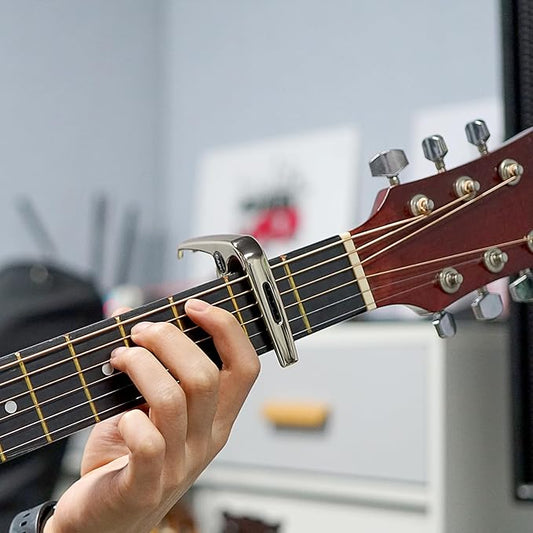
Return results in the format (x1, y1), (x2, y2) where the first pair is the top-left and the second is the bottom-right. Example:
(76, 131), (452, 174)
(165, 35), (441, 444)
(352, 127), (532, 314)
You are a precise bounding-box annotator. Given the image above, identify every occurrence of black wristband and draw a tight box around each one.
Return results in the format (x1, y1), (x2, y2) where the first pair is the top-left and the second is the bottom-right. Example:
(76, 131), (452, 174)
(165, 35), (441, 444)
(9, 501), (56, 533)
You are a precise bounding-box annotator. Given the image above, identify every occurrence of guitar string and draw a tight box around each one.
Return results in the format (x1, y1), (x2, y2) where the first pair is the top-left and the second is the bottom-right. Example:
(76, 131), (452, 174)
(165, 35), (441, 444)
(0, 287), (381, 448)
(361, 175), (517, 266)
(0, 182), (482, 375)
(0, 225), (519, 395)
(0, 178), (524, 431)
(0, 188), (525, 393)
(1, 172), (502, 375)
(0, 201), (526, 397)
(0, 235), (526, 448)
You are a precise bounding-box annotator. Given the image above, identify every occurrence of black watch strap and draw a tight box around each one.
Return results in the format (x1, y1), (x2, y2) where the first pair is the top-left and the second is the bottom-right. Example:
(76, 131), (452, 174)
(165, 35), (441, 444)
(9, 501), (56, 533)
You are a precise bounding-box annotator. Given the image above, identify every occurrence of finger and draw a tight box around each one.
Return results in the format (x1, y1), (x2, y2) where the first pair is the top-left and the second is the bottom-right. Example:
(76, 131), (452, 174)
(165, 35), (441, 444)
(130, 321), (220, 450)
(110, 343), (187, 460)
(184, 299), (260, 446)
(80, 414), (129, 475)
(116, 409), (165, 505)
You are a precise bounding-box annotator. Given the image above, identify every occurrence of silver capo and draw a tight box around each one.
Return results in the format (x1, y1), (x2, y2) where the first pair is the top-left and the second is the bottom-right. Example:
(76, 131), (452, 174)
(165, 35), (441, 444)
(177, 234), (298, 367)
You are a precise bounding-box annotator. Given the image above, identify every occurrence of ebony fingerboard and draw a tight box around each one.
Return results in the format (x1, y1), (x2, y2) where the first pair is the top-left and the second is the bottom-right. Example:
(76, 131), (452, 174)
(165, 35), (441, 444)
(270, 234), (368, 342)
(0, 233), (368, 462)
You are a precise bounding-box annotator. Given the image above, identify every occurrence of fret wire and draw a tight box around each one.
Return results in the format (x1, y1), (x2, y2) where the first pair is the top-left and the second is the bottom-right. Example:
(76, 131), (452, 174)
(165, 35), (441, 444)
(64, 334), (101, 424)
(168, 296), (185, 331)
(14, 352), (53, 443)
(114, 317), (131, 347)
(280, 254), (312, 334)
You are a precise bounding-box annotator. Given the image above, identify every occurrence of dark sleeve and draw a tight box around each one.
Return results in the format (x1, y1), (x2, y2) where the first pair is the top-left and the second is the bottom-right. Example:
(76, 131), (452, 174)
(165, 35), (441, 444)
(8, 501), (56, 533)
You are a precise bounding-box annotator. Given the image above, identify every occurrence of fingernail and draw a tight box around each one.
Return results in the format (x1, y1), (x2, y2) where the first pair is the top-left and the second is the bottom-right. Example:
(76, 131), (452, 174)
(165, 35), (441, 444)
(110, 346), (127, 359)
(131, 321), (153, 335)
(185, 298), (210, 312)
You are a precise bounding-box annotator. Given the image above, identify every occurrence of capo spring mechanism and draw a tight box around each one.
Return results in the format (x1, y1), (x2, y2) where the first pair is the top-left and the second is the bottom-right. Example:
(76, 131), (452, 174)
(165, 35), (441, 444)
(177, 234), (298, 367)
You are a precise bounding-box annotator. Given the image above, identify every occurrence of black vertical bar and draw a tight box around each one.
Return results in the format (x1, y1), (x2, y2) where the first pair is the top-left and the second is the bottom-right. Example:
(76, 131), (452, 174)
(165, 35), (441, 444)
(501, 0), (533, 500)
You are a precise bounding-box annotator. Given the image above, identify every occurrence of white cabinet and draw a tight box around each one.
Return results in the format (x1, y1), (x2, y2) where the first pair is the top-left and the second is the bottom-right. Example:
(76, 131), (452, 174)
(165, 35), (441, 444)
(193, 321), (533, 532)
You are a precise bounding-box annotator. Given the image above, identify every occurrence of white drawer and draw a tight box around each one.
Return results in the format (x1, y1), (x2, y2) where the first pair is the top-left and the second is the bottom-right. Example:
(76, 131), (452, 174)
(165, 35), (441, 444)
(216, 322), (435, 483)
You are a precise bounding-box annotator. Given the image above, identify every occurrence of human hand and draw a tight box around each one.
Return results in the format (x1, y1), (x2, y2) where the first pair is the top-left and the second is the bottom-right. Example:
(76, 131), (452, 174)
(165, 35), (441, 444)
(44, 298), (260, 533)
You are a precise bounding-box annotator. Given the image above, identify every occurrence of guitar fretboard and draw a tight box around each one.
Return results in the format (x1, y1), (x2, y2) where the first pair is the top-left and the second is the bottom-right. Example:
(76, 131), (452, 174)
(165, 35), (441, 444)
(0, 234), (369, 462)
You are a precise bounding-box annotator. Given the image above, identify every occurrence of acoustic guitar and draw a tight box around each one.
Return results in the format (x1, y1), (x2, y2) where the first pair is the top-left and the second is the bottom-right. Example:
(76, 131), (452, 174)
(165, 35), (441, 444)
(0, 121), (531, 533)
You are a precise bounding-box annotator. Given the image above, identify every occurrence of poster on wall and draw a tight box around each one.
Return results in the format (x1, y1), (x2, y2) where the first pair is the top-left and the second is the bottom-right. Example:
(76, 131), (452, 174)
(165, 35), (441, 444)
(188, 126), (360, 281)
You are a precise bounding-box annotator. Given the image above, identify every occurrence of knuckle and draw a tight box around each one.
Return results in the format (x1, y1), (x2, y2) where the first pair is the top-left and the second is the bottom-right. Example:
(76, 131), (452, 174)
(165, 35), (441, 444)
(153, 384), (183, 411)
(136, 432), (166, 460)
(185, 365), (219, 396)
(144, 321), (177, 340)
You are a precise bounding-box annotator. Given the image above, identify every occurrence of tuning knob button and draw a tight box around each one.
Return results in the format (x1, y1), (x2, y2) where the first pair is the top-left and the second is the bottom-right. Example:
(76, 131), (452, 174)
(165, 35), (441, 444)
(438, 267), (463, 294)
(432, 310), (457, 338)
(422, 135), (448, 172)
(369, 149), (408, 186)
(509, 269), (533, 303)
(483, 247), (509, 273)
(471, 287), (504, 321)
(465, 119), (490, 155)
(498, 158), (523, 185)
(409, 194), (435, 216)
(453, 176), (480, 199)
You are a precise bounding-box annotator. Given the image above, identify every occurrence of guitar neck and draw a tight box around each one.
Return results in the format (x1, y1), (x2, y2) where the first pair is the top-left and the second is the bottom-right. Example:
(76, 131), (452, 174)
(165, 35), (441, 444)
(0, 233), (370, 462)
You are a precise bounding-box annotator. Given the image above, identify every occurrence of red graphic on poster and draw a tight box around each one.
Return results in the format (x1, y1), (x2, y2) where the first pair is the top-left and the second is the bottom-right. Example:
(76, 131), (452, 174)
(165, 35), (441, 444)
(240, 191), (300, 243)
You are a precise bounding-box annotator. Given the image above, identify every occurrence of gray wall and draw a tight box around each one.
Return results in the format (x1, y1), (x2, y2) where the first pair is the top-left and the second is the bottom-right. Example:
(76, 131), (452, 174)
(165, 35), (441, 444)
(161, 0), (501, 280)
(0, 1), (501, 287)
(0, 0), (162, 288)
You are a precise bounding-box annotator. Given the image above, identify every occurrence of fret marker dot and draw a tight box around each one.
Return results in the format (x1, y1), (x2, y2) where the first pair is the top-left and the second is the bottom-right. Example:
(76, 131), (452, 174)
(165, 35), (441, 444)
(102, 362), (114, 376)
(5, 400), (17, 414)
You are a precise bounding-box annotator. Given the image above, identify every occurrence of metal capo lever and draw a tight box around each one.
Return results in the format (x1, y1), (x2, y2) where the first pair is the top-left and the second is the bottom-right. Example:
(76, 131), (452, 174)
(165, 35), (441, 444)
(177, 234), (298, 367)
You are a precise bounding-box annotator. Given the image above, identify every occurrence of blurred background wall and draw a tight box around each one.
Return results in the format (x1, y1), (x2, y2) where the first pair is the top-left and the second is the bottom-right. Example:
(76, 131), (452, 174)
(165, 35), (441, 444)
(0, 0), (501, 289)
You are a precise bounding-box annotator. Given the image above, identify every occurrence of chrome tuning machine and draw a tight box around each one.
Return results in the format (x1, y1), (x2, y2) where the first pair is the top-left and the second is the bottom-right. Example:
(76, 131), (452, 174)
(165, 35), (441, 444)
(509, 269), (533, 303)
(369, 149), (408, 186)
(432, 310), (456, 339)
(465, 119), (490, 155)
(422, 134), (448, 172)
(471, 287), (504, 321)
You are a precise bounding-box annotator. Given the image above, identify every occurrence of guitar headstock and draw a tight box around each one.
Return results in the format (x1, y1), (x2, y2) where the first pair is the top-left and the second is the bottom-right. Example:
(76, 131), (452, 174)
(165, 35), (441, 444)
(353, 121), (532, 335)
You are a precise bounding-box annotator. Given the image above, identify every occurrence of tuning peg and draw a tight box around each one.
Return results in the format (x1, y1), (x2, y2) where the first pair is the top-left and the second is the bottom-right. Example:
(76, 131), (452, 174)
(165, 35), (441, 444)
(465, 119), (490, 155)
(509, 269), (533, 303)
(432, 310), (456, 338)
(422, 135), (448, 172)
(369, 149), (408, 186)
(471, 287), (504, 321)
